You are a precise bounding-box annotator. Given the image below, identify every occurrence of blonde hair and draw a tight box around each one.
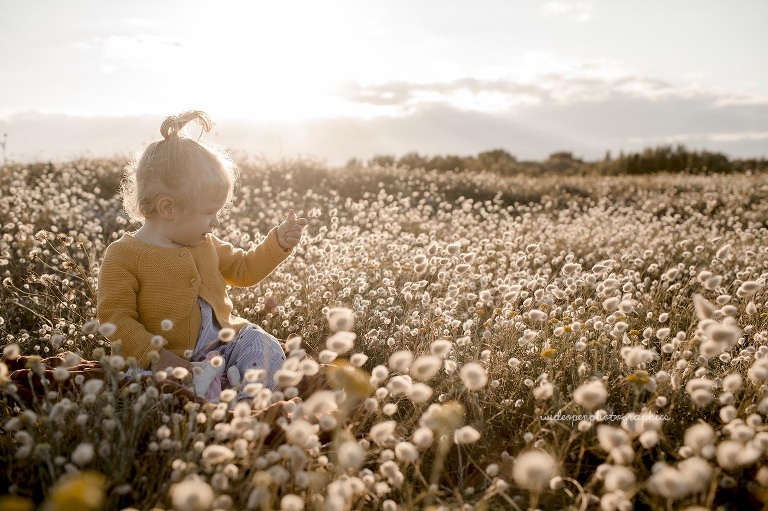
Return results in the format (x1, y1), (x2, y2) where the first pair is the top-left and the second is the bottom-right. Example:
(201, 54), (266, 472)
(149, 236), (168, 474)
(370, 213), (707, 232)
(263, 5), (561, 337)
(121, 110), (239, 223)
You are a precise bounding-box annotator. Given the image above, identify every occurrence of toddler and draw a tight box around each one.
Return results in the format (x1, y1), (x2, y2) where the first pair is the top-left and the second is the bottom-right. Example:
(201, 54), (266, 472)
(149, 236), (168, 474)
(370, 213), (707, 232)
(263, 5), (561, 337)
(97, 110), (307, 398)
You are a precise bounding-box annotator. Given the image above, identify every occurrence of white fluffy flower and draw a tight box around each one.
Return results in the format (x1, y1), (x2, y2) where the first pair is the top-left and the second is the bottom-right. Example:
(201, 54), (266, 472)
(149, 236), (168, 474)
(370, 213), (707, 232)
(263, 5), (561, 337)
(202, 445), (235, 465)
(326, 307), (355, 332)
(280, 494), (305, 511)
(410, 355), (442, 382)
(597, 426), (628, 452)
(603, 465), (636, 492)
(460, 363), (488, 391)
(326, 331), (357, 354)
(337, 440), (365, 470)
(573, 380), (608, 410)
(430, 339), (453, 357)
(395, 441), (420, 463)
(171, 477), (214, 511)
(454, 426), (481, 444)
(684, 423), (715, 453)
(388, 351), (413, 373)
(370, 420), (397, 447)
(71, 442), (94, 466)
(533, 382), (555, 400)
(512, 451), (558, 491)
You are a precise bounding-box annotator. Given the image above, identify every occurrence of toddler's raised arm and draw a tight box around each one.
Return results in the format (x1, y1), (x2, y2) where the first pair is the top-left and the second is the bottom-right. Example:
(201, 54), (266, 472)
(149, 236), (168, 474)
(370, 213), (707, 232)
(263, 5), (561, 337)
(215, 227), (292, 287)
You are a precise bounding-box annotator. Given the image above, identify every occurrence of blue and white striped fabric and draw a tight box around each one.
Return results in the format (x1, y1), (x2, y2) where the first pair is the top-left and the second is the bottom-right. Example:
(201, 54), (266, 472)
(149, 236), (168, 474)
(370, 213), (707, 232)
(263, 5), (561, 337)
(192, 298), (285, 395)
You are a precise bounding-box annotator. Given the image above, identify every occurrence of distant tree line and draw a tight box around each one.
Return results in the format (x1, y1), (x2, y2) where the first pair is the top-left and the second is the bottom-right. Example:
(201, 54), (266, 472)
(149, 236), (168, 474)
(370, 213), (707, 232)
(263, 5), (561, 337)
(349, 145), (767, 175)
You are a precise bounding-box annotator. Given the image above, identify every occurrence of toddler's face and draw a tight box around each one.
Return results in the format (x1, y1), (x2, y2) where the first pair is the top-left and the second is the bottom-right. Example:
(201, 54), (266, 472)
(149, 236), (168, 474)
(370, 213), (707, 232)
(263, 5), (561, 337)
(167, 195), (226, 247)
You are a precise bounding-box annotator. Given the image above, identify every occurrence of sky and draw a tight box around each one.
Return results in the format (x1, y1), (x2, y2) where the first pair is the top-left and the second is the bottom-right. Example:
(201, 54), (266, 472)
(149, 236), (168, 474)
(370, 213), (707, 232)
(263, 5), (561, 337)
(1, 0), (767, 165)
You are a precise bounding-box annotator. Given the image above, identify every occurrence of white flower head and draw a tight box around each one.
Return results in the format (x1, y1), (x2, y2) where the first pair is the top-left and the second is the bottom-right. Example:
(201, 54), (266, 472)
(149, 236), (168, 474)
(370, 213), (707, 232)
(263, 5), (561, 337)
(280, 494), (305, 511)
(218, 328), (236, 342)
(454, 426), (481, 444)
(326, 307), (355, 332)
(171, 477), (214, 511)
(410, 355), (442, 382)
(395, 441), (420, 463)
(336, 440), (365, 470)
(285, 419), (319, 447)
(71, 442), (94, 466)
(597, 425), (628, 452)
(512, 450), (558, 491)
(430, 339), (453, 358)
(737, 280), (763, 297)
(202, 444), (235, 465)
(326, 331), (357, 354)
(388, 351), (413, 373)
(573, 380), (607, 410)
(409, 382), (434, 404)
(2, 343), (20, 361)
(603, 465), (636, 492)
(460, 363), (488, 391)
(370, 420), (397, 447)
(533, 382), (555, 401)
(98, 322), (117, 337)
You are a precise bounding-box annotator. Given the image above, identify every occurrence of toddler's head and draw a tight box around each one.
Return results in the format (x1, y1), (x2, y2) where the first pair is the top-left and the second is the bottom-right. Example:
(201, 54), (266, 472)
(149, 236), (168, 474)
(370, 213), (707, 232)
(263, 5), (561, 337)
(121, 110), (239, 224)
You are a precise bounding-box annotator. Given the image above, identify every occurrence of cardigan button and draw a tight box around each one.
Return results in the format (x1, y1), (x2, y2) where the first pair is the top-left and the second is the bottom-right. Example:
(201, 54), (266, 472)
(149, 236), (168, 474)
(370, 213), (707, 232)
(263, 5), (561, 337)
(179, 250), (187, 257)
(190, 277), (197, 286)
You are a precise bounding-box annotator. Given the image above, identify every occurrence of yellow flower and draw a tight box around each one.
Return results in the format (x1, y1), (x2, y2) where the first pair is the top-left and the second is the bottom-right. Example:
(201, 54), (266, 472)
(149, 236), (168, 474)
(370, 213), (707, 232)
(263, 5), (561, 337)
(328, 360), (373, 401)
(629, 330), (640, 336)
(476, 309), (484, 317)
(549, 318), (559, 324)
(41, 471), (106, 511)
(626, 370), (650, 385)
(541, 348), (558, 359)
(0, 496), (34, 511)
(563, 325), (572, 332)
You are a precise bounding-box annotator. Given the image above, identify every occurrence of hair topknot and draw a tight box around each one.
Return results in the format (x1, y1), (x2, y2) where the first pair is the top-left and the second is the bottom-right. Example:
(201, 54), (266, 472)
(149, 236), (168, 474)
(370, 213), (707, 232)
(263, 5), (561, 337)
(120, 110), (239, 223)
(160, 110), (213, 140)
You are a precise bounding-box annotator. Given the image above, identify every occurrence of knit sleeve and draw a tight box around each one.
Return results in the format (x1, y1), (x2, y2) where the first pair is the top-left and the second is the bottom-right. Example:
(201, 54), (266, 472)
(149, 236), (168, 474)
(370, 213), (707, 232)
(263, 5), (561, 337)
(96, 243), (156, 368)
(213, 227), (291, 287)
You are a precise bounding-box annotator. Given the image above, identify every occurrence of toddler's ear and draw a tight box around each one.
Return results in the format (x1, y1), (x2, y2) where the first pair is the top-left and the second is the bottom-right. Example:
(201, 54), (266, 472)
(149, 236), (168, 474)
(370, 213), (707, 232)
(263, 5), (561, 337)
(157, 197), (175, 219)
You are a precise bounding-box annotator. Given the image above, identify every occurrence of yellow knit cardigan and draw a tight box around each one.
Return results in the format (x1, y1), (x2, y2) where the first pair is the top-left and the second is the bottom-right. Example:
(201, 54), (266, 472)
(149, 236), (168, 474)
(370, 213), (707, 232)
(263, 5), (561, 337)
(96, 228), (291, 368)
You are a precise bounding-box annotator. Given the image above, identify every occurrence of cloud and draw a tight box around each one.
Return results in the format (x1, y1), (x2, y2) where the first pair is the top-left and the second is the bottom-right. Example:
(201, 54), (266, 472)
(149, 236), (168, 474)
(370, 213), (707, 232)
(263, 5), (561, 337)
(341, 73), (755, 111)
(541, 1), (595, 22)
(340, 79), (548, 112)
(102, 34), (183, 61)
(2, 92), (766, 168)
(338, 73), (768, 125)
(2, 77), (767, 166)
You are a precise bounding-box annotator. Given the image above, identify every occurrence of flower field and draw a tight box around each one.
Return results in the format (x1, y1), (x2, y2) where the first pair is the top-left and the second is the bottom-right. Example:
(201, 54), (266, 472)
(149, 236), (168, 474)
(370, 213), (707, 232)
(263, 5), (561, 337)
(1, 159), (767, 510)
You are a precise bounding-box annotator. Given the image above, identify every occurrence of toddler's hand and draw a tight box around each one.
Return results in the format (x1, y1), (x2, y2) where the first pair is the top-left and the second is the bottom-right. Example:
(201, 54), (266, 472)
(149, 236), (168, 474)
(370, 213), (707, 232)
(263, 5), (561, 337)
(191, 360), (220, 397)
(276, 209), (308, 251)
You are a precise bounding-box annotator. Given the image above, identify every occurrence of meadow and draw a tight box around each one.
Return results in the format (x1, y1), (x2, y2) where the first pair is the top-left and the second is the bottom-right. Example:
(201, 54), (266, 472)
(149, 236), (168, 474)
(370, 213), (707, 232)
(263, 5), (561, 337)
(1, 158), (767, 510)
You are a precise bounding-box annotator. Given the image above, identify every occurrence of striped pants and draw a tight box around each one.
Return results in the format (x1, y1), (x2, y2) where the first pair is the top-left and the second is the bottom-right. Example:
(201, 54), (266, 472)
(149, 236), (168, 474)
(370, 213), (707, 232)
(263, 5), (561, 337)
(192, 298), (285, 394)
